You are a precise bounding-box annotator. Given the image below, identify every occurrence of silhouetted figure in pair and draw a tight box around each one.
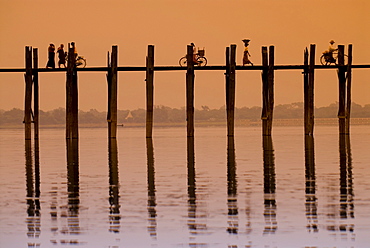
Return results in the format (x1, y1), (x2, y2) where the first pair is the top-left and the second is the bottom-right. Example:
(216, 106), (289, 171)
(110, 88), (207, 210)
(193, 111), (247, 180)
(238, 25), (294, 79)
(46, 43), (55, 69)
(57, 44), (66, 68)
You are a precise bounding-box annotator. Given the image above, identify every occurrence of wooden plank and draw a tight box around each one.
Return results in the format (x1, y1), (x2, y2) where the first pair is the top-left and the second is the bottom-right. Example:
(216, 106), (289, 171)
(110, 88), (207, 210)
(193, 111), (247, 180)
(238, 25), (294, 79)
(227, 45), (236, 137)
(337, 45), (346, 134)
(146, 45), (155, 138)
(24, 46), (33, 140)
(33, 48), (39, 140)
(186, 45), (195, 137)
(345, 44), (353, 134)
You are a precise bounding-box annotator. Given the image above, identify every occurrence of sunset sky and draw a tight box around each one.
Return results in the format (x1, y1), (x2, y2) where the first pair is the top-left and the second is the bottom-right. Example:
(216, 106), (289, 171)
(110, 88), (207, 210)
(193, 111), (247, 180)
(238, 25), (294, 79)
(0, 0), (369, 111)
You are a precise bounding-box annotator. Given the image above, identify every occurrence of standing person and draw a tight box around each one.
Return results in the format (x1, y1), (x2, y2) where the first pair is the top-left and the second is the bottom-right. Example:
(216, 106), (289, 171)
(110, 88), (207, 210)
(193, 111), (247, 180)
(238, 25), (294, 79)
(46, 43), (55, 68)
(57, 44), (66, 68)
(242, 39), (253, 66)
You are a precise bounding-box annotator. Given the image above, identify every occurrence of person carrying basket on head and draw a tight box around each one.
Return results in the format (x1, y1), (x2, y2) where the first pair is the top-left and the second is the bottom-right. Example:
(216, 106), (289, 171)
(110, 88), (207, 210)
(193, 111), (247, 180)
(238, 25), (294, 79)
(242, 39), (253, 66)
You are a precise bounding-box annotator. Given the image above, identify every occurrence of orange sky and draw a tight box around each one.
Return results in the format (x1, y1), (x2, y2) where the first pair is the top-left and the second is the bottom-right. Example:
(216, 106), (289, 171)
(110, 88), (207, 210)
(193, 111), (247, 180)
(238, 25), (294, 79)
(0, 0), (369, 111)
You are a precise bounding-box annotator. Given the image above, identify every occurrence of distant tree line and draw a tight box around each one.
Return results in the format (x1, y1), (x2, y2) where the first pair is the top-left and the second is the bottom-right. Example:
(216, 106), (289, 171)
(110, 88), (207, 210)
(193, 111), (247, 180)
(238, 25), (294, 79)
(1, 102), (370, 126)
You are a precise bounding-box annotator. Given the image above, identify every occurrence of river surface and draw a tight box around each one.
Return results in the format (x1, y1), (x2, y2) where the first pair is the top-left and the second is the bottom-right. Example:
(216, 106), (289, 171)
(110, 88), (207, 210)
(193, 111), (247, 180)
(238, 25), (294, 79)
(1, 125), (370, 248)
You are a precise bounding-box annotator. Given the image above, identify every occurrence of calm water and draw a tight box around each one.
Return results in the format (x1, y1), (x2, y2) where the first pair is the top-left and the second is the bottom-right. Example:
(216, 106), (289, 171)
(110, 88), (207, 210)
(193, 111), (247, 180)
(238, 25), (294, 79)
(1, 125), (370, 248)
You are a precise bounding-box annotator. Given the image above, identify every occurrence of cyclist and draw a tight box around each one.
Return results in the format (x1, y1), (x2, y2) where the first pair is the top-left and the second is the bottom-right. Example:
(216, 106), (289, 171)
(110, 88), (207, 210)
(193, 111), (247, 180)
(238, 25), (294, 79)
(323, 40), (337, 63)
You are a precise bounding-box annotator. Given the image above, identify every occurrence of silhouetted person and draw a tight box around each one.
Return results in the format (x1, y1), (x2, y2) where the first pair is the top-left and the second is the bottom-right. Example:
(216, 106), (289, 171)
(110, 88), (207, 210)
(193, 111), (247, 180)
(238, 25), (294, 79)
(46, 43), (55, 68)
(242, 39), (253, 66)
(57, 44), (66, 68)
(323, 40), (337, 63)
(191, 42), (198, 64)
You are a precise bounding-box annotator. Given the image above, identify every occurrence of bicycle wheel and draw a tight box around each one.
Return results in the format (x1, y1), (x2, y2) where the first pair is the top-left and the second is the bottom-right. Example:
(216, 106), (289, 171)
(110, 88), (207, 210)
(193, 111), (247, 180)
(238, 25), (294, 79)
(197, 57), (207, 67)
(179, 57), (187, 67)
(334, 54), (348, 65)
(320, 55), (329, 65)
(77, 58), (87, 68)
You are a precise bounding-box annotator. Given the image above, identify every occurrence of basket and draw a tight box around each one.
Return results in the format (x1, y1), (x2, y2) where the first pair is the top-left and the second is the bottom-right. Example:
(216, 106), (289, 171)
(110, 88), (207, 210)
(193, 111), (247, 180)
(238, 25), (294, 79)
(198, 49), (205, 57)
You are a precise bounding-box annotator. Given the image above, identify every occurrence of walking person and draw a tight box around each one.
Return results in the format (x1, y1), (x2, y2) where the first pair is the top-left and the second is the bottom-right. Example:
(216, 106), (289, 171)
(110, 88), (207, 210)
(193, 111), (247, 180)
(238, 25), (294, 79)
(242, 39), (253, 66)
(46, 43), (56, 69)
(57, 44), (66, 68)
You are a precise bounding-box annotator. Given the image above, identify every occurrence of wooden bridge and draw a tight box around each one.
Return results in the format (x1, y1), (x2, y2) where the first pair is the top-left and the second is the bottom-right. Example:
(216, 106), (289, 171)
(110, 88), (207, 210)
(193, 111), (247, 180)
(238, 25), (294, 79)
(2, 43), (370, 141)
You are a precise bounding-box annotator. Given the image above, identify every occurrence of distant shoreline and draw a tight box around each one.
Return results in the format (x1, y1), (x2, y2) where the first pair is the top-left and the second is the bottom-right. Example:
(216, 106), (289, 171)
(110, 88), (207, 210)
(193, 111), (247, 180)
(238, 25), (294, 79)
(2, 118), (370, 129)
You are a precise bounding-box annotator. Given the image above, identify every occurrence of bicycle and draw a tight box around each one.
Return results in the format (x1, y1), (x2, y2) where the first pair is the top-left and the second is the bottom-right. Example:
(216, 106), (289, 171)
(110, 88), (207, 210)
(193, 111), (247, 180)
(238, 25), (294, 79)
(179, 49), (207, 67)
(320, 51), (347, 66)
(66, 54), (87, 68)
(75, 55), (87, 68)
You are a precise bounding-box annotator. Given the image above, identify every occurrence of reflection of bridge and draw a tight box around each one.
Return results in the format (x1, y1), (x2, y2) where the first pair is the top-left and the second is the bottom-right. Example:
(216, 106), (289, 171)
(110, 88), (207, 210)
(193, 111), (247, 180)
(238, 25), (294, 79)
(1, 43), (368, 142)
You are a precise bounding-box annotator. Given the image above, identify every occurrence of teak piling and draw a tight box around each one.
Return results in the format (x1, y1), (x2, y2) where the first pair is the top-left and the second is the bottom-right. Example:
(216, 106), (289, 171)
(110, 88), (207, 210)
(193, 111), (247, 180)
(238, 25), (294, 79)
(33, 48), (39, 140)
(345, 45), (353, 134)
(146, 45), (155, 138)
(304, 44), (315, 136)
(338, 45), (346, 135)
(66, 43), (79, 139)
(261, 46), (275, 136)
(186, 45), (195, 137)
(24, 46), (33, 141)
(226, 45), (236, 137)
(107, 46), (118, 138)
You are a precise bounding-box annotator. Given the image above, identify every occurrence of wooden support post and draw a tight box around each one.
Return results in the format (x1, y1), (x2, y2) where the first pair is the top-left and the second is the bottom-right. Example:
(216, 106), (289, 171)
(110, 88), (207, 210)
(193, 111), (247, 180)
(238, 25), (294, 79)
(261, 47), (268, 135)
(261, 46), (274, 136)
(267, 46), (275, 135)
(307, 44), (315, 135)
(24, 46), (33, 140)
(33, 48), (39, 140)
(186, 45), (195, 137)
(225, 47), (230, 116)
(66, 43), (73, 139)
(66, 42), (79, 139)
(227, 45), (236, 137)
(345, 44), (353, 134)
(71, 45), (79, 139)
(303, 48), (309, 135)
(146, 45), (155, 138)
(337, 45), (346, 134)
(107, 45), (118, 138)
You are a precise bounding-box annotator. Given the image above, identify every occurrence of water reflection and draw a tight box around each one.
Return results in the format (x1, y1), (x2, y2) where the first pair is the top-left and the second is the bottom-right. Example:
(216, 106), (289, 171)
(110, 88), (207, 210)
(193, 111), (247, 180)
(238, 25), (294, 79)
(227, 136), (238, 234)
(108, 138), (121, 233)
(262, 136), (277, 234)
(146, 138), (156, 238)
(304, 135), (318, 232)
(338, 134), (354, 236)
(59, 139), (81, 244)
(25, 139), (41, 247)
(187, 137), (197, 234)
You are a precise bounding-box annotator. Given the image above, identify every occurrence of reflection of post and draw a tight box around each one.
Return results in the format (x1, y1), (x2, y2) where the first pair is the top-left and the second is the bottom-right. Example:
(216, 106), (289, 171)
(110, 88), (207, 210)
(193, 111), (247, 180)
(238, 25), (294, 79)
(262, 136), (277, 234)
(25, 139), (41, 246)
(338, 134), (354, 234)
(227, 136), (238, 234)
(187, 136), (197, 233)
(146, 138), (157, 237)
(304, 135), (318, 232)
(108, 138), (120, 233)
(63, 139), (81, 244)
